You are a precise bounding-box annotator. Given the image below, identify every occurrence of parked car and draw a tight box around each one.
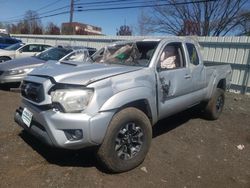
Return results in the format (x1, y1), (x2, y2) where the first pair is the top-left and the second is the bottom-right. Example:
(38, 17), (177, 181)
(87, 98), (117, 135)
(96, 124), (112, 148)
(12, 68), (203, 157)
(0, 43), (52, 62)
(0, 37), (22, 49)
(0, 46), (96, 88)
(14, 38), (231, 172)
(0, 32), (10, 38)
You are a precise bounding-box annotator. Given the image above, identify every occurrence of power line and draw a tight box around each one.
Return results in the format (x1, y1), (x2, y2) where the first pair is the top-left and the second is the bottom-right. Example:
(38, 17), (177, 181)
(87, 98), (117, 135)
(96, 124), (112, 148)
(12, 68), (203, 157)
(1, 0), (149, 23)
(1, 0), (69, 22)
(75, 0), (162, 9)
(75, 0), (143, 6)
(3, 0), (218, 24)
(76, 0), (218, 12)
(35, 0), (64, 12)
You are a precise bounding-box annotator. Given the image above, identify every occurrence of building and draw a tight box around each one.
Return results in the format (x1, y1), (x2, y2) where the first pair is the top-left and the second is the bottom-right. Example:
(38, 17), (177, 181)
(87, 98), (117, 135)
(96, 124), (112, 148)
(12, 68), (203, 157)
(61, 22), (102, 35)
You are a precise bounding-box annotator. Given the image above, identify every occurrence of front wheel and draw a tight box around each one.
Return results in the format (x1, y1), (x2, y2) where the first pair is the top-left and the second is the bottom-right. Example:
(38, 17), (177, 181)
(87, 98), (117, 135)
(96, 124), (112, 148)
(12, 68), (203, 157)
(204, 88), (225, 120)
(97, 107), (152, 173)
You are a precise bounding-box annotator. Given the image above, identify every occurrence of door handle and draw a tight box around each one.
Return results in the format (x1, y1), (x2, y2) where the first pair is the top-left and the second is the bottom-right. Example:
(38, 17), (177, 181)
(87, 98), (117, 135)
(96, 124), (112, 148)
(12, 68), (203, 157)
(184, 74), (191, 79)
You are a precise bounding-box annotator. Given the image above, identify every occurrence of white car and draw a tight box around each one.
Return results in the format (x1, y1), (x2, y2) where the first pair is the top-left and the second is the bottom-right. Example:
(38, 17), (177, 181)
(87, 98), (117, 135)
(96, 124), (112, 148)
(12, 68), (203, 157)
(0, 43), (52, 62)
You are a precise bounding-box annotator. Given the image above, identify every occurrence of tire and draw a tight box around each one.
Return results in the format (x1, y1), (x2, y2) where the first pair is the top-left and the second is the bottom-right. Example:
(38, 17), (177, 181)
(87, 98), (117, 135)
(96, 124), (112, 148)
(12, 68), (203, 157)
(0, 56), (11, 63)
(204, 88), (225, 120)
(97, 107), (152, 173)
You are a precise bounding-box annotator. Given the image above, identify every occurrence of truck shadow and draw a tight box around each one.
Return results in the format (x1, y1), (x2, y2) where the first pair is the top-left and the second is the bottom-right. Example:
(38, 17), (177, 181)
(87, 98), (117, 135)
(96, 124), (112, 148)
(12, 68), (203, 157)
(153, 107), (201, 138)
(19, 131), (98, 168)
(18, 107), (202, 172)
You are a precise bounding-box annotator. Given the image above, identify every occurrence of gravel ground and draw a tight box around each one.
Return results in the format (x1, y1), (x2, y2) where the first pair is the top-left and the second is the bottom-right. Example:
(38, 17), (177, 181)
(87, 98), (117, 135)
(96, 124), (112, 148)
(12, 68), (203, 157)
(0, 90), (249, 188)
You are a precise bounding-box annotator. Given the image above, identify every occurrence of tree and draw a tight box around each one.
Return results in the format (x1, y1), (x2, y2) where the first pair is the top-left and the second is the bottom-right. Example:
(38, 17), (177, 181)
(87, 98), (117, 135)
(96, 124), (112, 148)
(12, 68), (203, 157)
(116, 25), (132, 36)
(5, 10), (44, 34)
(0, 22), (5, 29)
(238, 11), (250, 36)
(137, 9), (151, 36)
(138, 0), (248, 36)
(23, 10), (43, 34)
(45, 22), (60, 35)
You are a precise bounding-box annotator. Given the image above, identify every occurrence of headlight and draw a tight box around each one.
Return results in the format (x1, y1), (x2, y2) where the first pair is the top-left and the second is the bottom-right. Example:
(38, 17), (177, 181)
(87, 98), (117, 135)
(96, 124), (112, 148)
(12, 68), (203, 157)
(6, 68), (34, 75)
(51, 88), (94, 113)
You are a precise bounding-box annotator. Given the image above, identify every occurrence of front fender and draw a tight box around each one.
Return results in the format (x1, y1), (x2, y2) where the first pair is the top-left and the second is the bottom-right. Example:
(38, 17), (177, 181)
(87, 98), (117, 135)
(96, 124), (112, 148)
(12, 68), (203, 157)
(99, 87), (157, 124)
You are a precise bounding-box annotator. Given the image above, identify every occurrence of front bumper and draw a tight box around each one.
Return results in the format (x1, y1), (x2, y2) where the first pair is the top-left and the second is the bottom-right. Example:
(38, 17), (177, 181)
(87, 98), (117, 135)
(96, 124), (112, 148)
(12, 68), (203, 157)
(14, 100), (114, 149)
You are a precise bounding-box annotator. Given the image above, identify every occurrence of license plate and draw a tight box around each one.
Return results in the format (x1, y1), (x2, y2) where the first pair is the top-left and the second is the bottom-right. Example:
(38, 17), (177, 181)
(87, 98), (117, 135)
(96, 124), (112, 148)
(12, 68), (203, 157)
(21, 108), (33, 127)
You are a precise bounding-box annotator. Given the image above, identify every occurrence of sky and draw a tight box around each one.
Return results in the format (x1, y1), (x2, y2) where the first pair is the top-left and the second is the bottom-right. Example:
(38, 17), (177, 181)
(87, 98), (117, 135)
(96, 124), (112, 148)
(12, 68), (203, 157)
(0, 0), (144, 35)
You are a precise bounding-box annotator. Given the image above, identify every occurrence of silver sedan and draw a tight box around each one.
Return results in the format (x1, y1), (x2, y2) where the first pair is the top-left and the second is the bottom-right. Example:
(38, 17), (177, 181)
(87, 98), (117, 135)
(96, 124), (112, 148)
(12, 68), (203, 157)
(0, 46), (95, 89)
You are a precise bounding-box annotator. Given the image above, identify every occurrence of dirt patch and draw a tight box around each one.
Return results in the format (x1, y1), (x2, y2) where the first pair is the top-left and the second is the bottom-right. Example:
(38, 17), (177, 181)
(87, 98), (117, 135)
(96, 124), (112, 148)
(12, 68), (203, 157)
(0, 90), (249, 188)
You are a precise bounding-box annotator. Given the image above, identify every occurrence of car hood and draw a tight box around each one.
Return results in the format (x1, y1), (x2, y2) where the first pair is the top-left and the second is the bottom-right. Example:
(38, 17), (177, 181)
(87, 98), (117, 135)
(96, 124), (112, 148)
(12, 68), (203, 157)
(29, 60), (143, 85)
(0, 49), (14, 56)
(0, 57), (45, 71)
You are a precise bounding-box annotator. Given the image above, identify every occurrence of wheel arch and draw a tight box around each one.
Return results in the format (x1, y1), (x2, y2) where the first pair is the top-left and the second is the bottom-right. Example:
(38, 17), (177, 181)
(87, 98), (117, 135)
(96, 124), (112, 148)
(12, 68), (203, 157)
(99, 87), (157, 125)
(217, 79), (226, 91)
(0, 56), (11, 62)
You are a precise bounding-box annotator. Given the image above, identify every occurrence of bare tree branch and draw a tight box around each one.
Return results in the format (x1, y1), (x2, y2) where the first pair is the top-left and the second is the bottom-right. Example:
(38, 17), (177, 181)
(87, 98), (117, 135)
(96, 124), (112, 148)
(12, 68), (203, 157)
(137, 0), (248, 36)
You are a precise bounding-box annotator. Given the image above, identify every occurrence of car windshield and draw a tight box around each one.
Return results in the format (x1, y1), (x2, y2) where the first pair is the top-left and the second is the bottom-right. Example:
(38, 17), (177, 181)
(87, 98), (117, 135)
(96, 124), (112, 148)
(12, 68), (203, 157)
(92, 41), (159, 67)
(35, 47), (73, 61)
(4, 43), (23, 51)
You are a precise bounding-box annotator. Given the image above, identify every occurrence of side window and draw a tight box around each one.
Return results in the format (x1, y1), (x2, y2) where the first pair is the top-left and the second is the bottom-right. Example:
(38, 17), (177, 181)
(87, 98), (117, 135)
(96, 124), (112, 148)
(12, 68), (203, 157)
(20, 44), (40, 52)
(20, 45), (30, 52)
(159, 42), (185, 70)
(92, 48), (104, 62)
(186, 43), (199, 66)
(42, 45), (51, 51)
(64, 51), (88, 61)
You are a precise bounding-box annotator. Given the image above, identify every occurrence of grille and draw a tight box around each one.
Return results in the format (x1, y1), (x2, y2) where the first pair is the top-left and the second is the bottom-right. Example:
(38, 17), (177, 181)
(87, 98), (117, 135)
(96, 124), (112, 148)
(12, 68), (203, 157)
(21, 81), (45, 103)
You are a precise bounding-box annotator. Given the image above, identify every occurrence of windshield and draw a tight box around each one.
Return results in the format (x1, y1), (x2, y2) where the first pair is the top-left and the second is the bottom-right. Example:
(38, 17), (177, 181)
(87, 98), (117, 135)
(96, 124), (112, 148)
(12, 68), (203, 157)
(35, 47), (73, 61)
(92, 41), (159, 67)
(4, 43), (24, 51)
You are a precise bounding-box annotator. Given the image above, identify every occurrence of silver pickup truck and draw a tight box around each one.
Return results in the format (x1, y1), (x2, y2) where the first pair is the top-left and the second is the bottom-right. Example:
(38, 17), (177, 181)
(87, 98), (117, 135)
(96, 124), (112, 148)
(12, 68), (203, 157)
(14, 38), (232, 172)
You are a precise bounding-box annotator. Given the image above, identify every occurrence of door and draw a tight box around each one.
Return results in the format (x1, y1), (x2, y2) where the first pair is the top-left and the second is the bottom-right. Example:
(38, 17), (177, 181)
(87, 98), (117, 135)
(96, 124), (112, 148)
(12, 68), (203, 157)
(157, 42), (194, 119)
(16, 44), (42, 58)
(185, 43), (206, 101)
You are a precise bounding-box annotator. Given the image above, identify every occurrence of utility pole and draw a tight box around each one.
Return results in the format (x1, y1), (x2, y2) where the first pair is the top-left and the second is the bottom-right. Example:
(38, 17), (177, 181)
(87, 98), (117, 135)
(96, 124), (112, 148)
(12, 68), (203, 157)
(70, 0), (74, 23)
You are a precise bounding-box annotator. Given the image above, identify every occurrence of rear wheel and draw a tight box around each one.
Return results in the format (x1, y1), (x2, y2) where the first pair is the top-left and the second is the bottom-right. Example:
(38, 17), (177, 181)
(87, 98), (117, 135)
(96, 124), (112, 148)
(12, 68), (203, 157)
(204, 88), (225, 120)
(97, 107), (152, 173)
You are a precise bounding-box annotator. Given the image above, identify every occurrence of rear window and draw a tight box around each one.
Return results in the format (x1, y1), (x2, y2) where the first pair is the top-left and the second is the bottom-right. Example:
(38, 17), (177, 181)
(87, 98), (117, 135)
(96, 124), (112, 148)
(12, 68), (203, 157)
(5, 38), (19, 44)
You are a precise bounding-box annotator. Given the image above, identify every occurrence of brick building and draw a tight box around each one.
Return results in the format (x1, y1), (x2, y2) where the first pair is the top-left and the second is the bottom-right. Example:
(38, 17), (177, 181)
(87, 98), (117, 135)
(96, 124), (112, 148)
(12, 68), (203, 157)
(61, 22), (102, 35)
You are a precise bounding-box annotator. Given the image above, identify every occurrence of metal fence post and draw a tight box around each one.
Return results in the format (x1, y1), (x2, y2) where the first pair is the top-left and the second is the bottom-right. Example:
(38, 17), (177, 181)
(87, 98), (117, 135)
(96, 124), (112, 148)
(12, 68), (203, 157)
(243, 49), (250, 94)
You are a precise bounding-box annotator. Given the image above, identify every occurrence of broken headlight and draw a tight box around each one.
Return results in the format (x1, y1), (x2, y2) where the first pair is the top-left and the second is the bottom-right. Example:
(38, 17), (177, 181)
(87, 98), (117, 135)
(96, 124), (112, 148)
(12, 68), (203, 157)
(51, 88), (93, 113)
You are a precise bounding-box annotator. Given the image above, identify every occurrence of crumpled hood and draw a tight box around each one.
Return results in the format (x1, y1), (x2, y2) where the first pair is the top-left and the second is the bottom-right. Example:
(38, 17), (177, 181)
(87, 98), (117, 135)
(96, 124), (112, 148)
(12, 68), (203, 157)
(29, 60), (143, 85)
(0, 57), (45, 71)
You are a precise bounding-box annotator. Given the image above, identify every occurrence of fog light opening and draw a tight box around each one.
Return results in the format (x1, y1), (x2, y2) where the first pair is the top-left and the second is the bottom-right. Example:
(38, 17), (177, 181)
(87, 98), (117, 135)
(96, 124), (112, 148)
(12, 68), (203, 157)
(64, 129), (83, 141)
